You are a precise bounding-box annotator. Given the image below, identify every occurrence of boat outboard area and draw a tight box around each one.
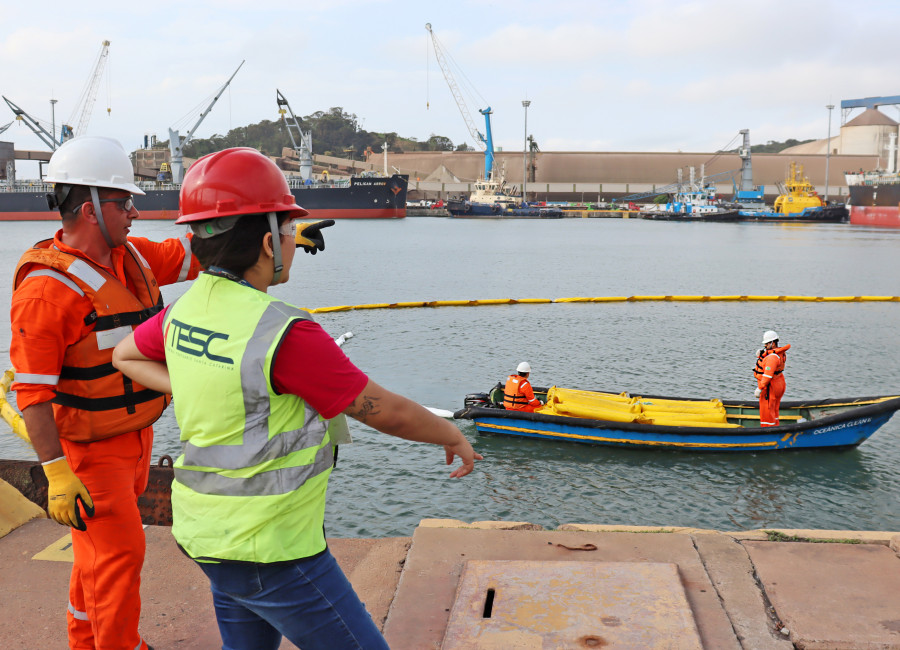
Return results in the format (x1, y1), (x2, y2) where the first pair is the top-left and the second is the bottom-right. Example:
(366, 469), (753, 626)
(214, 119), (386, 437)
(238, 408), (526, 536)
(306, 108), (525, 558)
(457, 384), (900, 452)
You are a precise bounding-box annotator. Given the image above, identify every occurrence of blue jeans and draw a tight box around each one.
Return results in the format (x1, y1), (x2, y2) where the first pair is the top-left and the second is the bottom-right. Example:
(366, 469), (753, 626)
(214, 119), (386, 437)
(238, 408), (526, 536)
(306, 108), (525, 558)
(196, 549), (389, 650)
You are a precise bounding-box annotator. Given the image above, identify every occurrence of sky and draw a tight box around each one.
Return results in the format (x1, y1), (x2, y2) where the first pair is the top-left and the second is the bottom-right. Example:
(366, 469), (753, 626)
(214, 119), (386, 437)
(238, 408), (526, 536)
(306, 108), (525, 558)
(3, 0), (900, 178)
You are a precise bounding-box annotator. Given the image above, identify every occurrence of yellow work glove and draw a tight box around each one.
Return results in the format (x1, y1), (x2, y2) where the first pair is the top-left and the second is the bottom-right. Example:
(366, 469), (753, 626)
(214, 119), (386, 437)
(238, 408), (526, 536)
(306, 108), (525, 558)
(294, 219), (335, 254)
(42, 457), (94, 531)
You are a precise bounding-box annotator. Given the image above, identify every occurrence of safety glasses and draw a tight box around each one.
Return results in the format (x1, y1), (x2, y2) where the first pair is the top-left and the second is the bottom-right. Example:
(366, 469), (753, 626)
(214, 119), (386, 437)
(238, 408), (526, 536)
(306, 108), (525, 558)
(98, 196), (136, 212)
(278, 220), (297, 238)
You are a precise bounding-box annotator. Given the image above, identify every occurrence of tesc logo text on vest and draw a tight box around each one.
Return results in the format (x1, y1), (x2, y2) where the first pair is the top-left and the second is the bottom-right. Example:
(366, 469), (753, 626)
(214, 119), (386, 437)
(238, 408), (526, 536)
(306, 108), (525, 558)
(167, 318), (235, 366)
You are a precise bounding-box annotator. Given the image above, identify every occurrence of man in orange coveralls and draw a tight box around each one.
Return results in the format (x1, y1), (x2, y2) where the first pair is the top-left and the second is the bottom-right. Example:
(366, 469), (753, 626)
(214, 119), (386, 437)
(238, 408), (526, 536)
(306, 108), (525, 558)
(504, 361), (542, 412)
(9, 136), (200, 650)
(754, 330), (791, 427)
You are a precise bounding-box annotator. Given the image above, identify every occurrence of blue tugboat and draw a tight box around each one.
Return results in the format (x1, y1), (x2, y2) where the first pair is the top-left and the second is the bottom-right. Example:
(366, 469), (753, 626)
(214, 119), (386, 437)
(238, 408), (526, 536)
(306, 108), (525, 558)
(639, 167), (739, 221)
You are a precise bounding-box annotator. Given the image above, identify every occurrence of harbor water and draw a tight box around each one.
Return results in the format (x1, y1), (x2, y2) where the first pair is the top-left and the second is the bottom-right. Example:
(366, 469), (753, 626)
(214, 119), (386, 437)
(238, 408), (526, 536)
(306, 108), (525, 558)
(0, 217), (898, 537)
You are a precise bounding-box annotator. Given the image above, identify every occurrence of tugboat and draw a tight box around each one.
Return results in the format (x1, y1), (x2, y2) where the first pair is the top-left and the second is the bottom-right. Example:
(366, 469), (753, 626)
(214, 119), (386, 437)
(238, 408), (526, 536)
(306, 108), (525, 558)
(447, 168), (563, 218)
(639, 167), (739, 222)
(738, 162), (848, 223)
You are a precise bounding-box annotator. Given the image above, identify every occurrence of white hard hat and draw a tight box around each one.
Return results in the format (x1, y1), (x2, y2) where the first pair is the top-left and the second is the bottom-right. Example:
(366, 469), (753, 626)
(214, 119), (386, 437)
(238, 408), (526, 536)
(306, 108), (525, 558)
(762, 330), (779, 345)
(516, 362), (532, 373)
(44, 135), (145, 195)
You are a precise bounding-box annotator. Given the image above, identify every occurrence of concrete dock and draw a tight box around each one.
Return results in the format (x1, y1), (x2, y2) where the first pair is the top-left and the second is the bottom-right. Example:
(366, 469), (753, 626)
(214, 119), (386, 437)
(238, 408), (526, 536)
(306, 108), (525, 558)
(2, 481), (900, 649)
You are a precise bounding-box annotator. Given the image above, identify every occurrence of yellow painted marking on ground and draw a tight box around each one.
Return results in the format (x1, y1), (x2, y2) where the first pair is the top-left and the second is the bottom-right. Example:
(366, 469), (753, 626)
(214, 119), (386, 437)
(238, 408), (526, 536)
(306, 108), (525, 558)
(476, 421), (778, 448)
(33, 533), (74, 562)
(31, 524), (150, 562)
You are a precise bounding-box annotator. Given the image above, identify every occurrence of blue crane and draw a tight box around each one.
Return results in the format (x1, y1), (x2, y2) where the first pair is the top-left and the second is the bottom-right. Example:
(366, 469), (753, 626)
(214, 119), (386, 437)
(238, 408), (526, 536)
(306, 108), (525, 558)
(426, 23), (494, 180)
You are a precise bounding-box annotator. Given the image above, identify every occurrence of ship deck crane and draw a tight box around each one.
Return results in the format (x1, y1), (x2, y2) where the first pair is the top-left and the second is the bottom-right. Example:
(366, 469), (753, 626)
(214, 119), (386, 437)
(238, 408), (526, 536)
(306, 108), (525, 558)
(276, 89), (313, 182)
(2, 96), (58, 150)
(425, 23), (494, 180)
(167, 60), (244, 184)
(61, 40), (111, 141)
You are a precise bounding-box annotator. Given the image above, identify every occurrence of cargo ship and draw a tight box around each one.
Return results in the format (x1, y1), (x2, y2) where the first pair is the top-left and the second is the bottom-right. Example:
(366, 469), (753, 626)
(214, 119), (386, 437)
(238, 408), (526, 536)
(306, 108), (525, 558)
(0, 173), (408, 221)
(845, 170), (900, 227)
(844, 128), (900, 227)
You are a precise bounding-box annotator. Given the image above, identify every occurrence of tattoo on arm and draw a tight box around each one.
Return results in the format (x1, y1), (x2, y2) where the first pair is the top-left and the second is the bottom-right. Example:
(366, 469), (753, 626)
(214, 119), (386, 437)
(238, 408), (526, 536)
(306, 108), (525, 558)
(347, 393), (381, 422)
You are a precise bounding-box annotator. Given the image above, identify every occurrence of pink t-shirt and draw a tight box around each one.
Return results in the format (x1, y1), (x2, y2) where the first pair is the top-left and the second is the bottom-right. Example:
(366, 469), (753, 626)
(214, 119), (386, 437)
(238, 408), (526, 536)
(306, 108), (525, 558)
(133, 308), (368, 419)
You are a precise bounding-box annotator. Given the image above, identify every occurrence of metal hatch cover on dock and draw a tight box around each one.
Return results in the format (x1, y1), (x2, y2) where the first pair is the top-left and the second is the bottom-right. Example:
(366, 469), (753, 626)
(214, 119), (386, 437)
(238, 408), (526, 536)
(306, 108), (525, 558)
(441, 559), (702, 649)
(382, 525), (742, 649)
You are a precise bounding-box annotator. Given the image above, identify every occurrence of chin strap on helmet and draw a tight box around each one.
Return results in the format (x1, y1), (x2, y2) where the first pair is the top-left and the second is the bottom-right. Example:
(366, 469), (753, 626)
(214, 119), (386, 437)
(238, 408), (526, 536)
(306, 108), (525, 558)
(267, 212), (283, 284)
(89, 186), (115, 249)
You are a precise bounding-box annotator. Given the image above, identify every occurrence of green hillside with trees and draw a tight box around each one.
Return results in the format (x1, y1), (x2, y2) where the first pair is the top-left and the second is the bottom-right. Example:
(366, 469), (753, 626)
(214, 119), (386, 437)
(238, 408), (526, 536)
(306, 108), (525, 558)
(174, 107), (467, 159)
(731, 138), (815, 154)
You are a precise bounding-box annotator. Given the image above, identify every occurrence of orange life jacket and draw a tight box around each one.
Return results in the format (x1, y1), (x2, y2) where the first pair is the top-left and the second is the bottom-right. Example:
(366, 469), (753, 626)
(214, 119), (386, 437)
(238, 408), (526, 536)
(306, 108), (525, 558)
(503, 374), (536, 410)
(14, 240), (170, 442)
(753, 344), (790, 380)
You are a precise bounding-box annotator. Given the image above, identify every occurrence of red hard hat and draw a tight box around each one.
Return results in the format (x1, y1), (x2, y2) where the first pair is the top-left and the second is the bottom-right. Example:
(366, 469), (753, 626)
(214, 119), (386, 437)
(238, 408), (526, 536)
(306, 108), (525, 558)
(176, 147), (308, 224)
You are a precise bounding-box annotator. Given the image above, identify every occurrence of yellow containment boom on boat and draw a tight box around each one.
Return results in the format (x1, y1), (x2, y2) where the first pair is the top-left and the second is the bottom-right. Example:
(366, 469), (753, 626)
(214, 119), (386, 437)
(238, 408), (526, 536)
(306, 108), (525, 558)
(537, 386), (740, 428)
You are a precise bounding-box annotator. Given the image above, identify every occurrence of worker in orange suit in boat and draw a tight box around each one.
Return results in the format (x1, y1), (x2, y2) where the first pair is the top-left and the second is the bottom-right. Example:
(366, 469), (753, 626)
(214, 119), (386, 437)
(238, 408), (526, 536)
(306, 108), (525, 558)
(754, 330), (790, 427)
(504, 362), (542, 412)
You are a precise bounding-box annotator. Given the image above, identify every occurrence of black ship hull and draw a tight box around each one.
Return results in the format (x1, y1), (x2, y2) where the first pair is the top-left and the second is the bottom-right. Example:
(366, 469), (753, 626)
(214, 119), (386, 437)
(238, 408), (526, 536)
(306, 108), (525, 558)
(639, 210), (740, 222)
(0, 175), (408, 221)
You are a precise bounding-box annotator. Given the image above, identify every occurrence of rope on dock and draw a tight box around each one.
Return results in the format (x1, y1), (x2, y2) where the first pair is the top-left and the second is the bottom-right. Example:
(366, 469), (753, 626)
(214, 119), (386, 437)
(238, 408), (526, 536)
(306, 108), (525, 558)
(307, 295), (900, 313)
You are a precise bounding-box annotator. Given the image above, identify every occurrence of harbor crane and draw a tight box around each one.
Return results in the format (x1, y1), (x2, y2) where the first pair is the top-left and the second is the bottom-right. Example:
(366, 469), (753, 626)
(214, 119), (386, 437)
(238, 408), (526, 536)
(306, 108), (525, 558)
(276, 89), (313, 182)
(0, 121), (12, 135)
(61, 40), (111, 141)
(167, 60), (244, 184)
(425, 23), (495, 180)
(2, 96), (58, 150)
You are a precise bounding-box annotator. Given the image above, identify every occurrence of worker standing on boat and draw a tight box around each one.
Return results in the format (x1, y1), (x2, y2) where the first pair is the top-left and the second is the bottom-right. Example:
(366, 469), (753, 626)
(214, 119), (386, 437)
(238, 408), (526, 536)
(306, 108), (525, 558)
(754, 330), (790, 427)
(110, 147), (482, 650)
(504, 362), (542, 412)
(8, 136), (201, 650)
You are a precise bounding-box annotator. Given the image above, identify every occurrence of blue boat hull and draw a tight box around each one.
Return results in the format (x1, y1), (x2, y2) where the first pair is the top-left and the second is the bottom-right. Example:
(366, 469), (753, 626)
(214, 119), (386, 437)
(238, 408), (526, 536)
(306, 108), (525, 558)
(457, 394), (900, 452)
(470, 411), (893, 451)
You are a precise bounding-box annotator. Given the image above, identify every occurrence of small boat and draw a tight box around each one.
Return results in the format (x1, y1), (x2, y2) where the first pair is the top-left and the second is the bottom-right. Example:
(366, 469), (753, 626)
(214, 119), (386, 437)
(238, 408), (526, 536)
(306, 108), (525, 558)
(455, 384), (900, 452)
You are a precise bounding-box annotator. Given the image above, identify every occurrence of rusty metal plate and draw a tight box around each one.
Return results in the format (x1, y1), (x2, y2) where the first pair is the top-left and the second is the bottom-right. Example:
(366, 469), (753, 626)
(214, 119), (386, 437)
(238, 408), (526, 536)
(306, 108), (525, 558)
(0, 456), (174, 527)
(442, 560), (702, 649)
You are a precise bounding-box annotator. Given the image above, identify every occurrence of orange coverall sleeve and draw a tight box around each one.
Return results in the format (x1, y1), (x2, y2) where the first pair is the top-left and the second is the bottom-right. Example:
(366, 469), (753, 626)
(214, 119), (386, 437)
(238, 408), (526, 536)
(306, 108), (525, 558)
(521, 379), (541, 407)
(128, 233), (201, 286)
(10, 275), (94, 409)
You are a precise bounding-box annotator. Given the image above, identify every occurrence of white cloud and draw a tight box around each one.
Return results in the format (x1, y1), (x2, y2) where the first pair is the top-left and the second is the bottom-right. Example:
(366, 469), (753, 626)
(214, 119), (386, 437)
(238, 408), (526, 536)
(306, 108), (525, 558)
(3, 0), (900, 175)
